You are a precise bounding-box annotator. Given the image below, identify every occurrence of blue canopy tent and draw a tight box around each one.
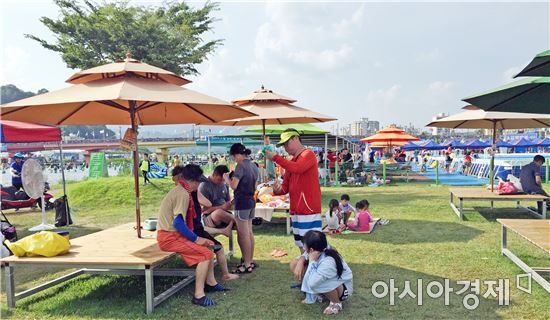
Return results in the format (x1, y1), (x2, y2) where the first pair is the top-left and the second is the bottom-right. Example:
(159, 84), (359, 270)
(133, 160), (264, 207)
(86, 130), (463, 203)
(496, 140), (514, 148)
(512, 137), (538, 147)
(419, 140), (445, 150)
(440, 139), (467, 149)
(401, 141), (421, 150)
(537, 138), (550, 147)
(464, 139), (490, 149)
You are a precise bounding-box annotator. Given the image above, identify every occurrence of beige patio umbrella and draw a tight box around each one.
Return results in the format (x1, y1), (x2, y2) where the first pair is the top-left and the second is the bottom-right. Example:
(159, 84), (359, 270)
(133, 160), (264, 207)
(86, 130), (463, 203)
(220, 86), (336, 137)
(0, 53), (256, 237)
(427, 105), (550, 191)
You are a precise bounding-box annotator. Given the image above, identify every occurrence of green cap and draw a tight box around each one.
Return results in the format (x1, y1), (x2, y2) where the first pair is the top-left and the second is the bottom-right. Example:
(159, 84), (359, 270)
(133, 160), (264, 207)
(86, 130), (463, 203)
(276, 130), (300, 147)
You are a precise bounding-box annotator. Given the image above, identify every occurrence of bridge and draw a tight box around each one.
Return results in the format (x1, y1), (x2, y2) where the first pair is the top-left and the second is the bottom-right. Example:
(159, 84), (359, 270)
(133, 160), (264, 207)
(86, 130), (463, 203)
(5, 137), (262, 163)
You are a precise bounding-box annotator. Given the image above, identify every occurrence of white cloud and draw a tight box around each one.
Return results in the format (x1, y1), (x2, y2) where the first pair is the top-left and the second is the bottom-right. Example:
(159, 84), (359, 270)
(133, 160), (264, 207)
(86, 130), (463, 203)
(248, 3), (362, 75)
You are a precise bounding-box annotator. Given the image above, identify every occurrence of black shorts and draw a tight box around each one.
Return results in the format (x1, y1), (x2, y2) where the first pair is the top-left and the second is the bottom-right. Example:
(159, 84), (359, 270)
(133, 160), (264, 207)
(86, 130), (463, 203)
(340, 283), (350, 301)
(194, 229), (222, 253)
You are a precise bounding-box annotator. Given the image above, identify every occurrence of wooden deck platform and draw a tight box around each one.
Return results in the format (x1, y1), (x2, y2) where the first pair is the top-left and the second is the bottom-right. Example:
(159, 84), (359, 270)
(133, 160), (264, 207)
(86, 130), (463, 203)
(1, 223), (197, 314)
(497, 219), (550, 293)
(449, 187), (548, 220)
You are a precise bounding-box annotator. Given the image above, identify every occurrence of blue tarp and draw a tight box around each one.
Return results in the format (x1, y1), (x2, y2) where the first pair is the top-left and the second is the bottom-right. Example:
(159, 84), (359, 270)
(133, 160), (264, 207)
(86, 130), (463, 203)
(537, 138), (550, 147)
(512, 137), (538, 147)
(496, 140), (514, 148)
(401, 141), (421, 150)
(419, 140), (445, 150)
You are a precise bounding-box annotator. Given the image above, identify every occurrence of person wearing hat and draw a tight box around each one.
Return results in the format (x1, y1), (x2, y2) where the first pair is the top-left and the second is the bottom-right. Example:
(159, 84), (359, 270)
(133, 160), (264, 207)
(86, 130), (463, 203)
(10, 153), (25, 190)
(266, 129), (322, 279)
(156, 164), (227, 307)
(224, 143), (259, 274)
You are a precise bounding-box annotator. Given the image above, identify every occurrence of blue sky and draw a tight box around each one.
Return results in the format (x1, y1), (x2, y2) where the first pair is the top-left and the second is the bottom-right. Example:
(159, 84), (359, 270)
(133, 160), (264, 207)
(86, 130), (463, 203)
(1, 0), (548, 135)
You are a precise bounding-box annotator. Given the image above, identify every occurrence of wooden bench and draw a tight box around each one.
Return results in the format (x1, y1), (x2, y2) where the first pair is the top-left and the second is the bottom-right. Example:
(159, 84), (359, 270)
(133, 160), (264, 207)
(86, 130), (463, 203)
(1, 223), (233, 314)
(498, 219), (550, 293)
(449, 187), (548, 220)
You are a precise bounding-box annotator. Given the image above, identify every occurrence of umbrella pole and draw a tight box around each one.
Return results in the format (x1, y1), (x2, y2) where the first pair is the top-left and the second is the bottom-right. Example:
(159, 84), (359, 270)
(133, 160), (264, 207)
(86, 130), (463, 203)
(324, 133), (328, 186)
(262, 119), (267, 183)
(491, 121), (496, 192)
(58, 141), (69, 226)
(130, 102), (142, 238)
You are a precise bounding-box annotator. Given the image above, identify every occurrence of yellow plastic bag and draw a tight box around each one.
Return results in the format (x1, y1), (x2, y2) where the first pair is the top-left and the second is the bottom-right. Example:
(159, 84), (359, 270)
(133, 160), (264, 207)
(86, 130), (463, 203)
(5, 231), (70, 257)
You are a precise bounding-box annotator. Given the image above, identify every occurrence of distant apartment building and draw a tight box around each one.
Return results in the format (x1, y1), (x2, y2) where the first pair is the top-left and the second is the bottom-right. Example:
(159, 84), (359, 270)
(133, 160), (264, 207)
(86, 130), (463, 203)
(350, 117), (380, 136)
(430, 113), (451, 136)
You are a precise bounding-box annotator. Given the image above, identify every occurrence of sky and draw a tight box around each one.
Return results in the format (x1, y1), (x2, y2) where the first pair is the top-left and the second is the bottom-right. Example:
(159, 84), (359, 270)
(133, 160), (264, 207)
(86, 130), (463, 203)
(1, 0), (549, 136)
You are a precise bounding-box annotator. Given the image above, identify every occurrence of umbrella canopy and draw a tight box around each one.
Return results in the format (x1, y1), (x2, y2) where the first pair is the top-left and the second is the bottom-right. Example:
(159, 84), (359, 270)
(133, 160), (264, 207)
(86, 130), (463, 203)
(465, 139), (490, 149)
(426, 105), (550, 129)
(515, 49), (550, 77)
(368, 140), (409, 148)
(0, 53), (256, 238)
(360, 125), (419, 144)
(245, 123), (329, 135)
(496, 140), (514, 148)
(0, 120), (60, 143)
(219, 87), (335, 127)
(537, 137), (550, 147)
(462, 77), (550, 114)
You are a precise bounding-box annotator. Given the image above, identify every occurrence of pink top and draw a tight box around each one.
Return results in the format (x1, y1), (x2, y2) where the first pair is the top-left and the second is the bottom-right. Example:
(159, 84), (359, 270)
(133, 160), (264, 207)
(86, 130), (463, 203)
(347, 210), (372, 232)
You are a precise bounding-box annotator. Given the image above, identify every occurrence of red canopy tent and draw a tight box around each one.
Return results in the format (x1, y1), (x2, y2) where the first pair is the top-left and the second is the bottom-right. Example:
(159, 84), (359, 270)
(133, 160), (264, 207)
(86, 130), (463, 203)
(1, 120), (69, 226)
(0, 120), (61, 143)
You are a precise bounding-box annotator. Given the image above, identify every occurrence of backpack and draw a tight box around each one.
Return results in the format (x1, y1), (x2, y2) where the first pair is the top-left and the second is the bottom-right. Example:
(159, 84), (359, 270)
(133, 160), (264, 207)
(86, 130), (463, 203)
(54, 195), (73, 227)
(1, 210), (18, 248)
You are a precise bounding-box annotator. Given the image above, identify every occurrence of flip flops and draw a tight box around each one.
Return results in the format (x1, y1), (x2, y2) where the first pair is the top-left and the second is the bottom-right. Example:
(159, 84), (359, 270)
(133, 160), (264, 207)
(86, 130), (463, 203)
(270, 249), (288, 257)
(379, 219), (390, 225)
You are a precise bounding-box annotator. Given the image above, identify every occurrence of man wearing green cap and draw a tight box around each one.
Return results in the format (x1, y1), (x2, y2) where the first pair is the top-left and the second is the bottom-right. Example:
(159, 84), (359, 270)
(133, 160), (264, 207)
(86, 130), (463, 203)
(266, 129), (322, 251)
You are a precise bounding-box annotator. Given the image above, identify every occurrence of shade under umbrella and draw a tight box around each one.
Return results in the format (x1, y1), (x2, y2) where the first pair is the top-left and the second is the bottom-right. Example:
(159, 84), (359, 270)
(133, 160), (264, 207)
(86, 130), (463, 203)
(515, 50), (550, 77)
(0, 54), (256, 237)
(462, 77), (550, 114)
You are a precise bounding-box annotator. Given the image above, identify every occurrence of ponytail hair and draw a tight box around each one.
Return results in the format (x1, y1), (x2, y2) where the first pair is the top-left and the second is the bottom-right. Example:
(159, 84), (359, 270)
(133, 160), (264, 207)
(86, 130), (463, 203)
(328, 199), (339, 217)
(303, 230), (345, 278)
(230, 143), (251, 156)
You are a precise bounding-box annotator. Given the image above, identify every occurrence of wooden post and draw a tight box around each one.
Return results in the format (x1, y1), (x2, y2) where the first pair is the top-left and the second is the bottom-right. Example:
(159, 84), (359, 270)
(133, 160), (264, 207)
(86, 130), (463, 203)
(130, 101), (141, 238)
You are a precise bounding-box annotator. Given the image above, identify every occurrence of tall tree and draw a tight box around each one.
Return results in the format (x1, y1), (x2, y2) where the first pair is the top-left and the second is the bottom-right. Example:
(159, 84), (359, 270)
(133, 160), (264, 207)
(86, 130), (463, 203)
(26, 0), (222, 76)
(1, 84), (48, 104)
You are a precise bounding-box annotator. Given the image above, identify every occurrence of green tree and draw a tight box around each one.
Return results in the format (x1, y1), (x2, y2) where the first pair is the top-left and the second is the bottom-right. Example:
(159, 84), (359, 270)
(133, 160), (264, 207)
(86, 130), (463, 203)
(1, 84), (48, 104)
(26, 0), (222, 76)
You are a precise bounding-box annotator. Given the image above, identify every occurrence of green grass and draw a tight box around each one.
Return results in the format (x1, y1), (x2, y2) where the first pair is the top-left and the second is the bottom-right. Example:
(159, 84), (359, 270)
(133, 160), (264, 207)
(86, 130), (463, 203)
(1, 178), (549, 319)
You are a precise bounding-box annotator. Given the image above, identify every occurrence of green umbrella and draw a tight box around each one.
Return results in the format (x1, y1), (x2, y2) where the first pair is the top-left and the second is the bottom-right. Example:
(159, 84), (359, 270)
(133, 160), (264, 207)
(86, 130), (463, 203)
(515, 49), (550, 77)
(462, 77), (550, 114)
(245, 123), (329, 135)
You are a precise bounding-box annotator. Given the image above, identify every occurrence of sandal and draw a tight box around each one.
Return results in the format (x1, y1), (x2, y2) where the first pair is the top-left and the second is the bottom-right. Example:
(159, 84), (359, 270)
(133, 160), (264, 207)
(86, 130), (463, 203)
(192, 295), (216, 307)
(323, 302), (342, 315)
(240, 258), (259, 269)
(233, 265), (253, 274)
(205, 283), (229, 293)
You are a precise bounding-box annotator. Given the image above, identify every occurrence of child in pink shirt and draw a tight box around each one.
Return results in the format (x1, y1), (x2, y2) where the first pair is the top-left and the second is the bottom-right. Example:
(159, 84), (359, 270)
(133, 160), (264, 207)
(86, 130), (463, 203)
(347, 200), (372, 232)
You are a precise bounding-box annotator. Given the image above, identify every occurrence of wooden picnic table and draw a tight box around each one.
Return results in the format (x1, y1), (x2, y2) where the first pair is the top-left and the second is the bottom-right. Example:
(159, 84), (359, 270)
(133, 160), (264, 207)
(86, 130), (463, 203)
(449, 187), (548, 220)
(497, 219), (550, 293)
(1, 223), (196, 314)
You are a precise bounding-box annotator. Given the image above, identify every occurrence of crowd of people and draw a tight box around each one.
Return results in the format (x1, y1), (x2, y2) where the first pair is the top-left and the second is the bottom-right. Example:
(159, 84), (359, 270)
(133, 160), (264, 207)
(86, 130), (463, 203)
(155, 129), (355, 314)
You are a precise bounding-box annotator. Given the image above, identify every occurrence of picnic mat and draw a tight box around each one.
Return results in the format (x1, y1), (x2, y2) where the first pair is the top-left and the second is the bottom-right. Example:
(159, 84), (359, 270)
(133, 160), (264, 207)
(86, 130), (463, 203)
(341, 218), (380, 234)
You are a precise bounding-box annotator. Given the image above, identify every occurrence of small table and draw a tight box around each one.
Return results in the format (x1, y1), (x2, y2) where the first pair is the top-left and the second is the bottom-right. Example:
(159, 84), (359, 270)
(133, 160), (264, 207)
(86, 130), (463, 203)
(1, 224), (195, 314)
(449, 188), (548, 220)
(254, 204), (291, 235)
(498, 219), (550, 293)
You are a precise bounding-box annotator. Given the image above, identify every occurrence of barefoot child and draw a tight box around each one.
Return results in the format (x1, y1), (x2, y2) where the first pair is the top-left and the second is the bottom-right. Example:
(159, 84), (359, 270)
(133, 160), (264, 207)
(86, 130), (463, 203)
(347, 199), (372, 232)
(300, 230), (353, 315)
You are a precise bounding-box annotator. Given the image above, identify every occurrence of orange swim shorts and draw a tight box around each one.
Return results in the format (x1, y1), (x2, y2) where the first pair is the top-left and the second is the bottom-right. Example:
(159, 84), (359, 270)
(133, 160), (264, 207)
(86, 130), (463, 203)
(157, 230), (213, 266)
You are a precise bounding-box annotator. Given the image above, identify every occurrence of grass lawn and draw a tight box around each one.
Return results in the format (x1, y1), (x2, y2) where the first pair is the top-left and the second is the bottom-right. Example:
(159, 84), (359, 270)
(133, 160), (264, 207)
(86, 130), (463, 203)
(1, 177), (549, 319)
